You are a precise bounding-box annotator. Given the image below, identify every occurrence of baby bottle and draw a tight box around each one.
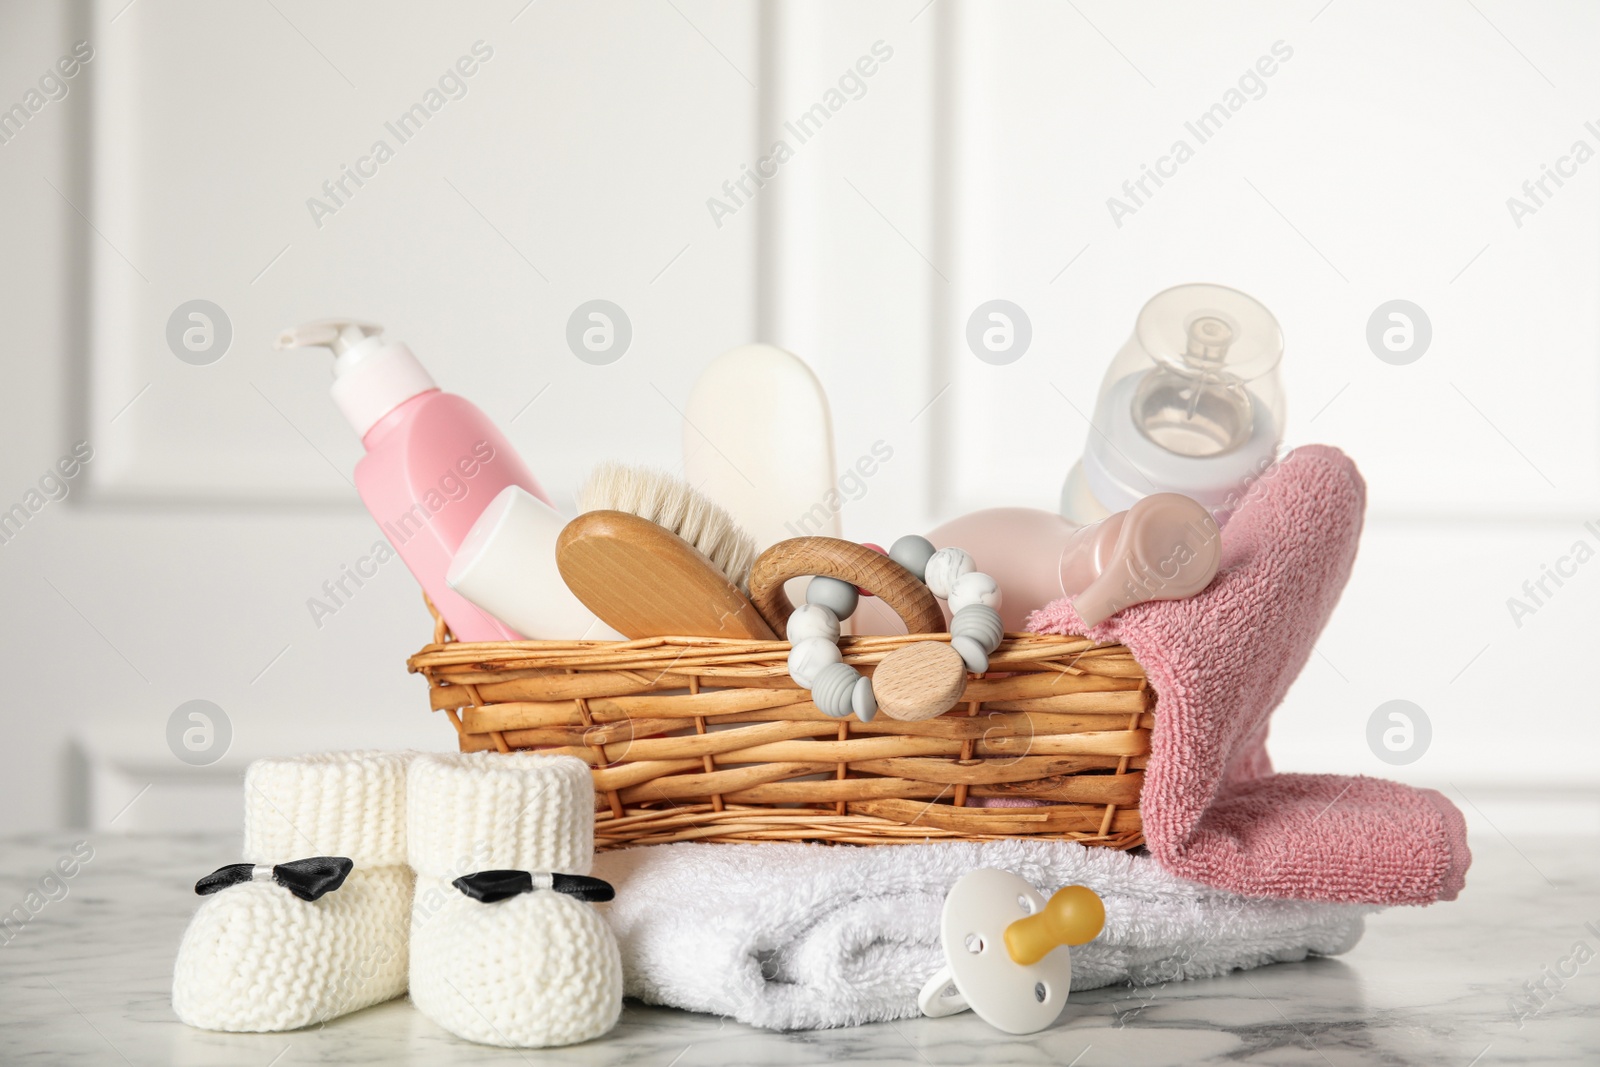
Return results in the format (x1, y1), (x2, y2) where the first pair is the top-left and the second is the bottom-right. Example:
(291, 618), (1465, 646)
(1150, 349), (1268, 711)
(1060, 284), (1285, 525)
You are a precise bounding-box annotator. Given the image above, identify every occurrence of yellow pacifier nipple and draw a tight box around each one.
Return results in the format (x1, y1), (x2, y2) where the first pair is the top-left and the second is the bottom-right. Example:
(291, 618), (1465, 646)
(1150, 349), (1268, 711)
(1003, 885), (1105, 966)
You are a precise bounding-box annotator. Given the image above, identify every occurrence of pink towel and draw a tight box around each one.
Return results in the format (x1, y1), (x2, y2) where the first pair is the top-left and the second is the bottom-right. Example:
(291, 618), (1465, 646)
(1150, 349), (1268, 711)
(1026, 445), (1469, 906)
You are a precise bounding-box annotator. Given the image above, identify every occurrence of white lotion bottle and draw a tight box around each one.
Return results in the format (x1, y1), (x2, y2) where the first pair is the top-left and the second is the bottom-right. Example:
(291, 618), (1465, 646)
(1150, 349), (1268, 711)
(447, 487), (623, 641)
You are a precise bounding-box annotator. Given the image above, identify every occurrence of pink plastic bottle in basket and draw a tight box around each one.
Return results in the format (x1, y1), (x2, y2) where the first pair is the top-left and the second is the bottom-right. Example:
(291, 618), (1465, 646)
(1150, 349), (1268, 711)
(278, 319), (550, 642)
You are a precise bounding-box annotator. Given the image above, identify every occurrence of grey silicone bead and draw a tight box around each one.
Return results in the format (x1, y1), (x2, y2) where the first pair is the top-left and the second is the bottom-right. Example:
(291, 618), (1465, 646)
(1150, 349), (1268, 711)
(806, 575), (860, 619)
(888, 534), (937, 582)
(950, 634), (989, 674)
(811, 661), (861, 718)
(950, 604), (1004, 653)
(852, 676), (878, 723)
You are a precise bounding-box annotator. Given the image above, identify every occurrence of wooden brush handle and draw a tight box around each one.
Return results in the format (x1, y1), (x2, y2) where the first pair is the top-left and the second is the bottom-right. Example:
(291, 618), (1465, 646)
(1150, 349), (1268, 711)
(748, 537), (946, 636)
(558, 511), (776, 640)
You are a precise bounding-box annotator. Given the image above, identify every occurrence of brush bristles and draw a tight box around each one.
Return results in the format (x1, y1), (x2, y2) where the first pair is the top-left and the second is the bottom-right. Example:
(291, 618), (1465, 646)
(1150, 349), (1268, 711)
(578, 463), (759, 590)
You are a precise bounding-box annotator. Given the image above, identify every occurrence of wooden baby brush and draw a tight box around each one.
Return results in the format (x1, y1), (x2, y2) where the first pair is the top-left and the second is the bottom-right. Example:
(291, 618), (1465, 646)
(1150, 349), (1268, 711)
(556, 465), (775, 640)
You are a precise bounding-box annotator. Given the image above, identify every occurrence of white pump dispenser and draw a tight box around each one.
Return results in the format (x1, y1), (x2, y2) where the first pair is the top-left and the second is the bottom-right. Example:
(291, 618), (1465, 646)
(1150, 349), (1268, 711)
(276, 319), (438, 439)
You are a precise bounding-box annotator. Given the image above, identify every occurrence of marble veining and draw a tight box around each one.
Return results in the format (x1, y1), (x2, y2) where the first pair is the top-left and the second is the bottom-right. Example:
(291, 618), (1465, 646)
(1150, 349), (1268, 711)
(0, 832), (1594, 1065)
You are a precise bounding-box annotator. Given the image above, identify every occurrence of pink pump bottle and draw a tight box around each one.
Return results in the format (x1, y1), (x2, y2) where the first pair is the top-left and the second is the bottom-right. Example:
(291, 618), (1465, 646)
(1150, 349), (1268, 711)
(278, 319), (549, 641)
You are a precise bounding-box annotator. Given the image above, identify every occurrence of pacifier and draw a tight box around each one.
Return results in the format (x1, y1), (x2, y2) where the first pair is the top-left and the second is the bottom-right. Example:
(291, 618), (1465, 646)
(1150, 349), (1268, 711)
(917, 869), (1105, 1035)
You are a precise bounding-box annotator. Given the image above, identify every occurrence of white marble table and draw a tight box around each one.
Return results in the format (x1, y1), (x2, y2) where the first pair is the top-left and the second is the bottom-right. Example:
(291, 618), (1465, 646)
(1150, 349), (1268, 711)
(1, 831), (1595, 1066)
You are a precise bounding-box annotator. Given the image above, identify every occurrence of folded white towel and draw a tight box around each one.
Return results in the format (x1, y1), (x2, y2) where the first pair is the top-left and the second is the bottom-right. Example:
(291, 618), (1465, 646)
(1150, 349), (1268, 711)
(593, 839), (1374, 1031)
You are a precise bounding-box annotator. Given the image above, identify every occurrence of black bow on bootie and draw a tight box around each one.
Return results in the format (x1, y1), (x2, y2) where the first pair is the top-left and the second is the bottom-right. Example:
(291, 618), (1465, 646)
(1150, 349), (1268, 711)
(195, 857), (354, 902)
(452, 870), (615, 904)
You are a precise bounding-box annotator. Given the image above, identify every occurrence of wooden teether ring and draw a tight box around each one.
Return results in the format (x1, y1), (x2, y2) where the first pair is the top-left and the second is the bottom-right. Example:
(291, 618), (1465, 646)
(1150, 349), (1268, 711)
(748, 537), (946, 637)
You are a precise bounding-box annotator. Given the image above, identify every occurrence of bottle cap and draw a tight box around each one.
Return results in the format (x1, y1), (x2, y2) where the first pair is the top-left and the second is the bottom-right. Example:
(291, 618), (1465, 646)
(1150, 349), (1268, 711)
(276, 319), (437, 438)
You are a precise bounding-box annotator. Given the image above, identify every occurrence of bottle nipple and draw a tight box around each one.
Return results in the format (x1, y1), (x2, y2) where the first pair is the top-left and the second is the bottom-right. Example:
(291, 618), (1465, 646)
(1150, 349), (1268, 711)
(1185, 316), (1233, 366)
(1059, 492), (1222, 627)
(1133, 311), (1256, 458)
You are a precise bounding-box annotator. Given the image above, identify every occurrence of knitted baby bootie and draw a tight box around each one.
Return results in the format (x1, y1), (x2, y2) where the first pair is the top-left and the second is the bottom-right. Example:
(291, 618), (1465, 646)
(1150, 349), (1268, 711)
(172, 751), (415, 1031)
(407, 752), (622, 1047)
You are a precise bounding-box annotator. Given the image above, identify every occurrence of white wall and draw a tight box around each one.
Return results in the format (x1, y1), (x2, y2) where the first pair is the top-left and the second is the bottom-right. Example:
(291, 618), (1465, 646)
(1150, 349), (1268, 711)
(1, 0), (1595, 834)
(1, 0), (760, 831)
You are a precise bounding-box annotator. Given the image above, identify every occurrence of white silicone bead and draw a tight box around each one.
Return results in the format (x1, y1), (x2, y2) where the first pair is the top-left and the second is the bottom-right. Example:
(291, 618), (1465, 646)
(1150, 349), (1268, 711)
(948, 571), (1002, 615)
(788, 638), (842, 688)
(950, 635), (989, 674)
(950, 604), (1004, 653)
(889, 535), (937, 582)
(806, 576), (860, 620)
(852, 677), (878, 723)
(812, 662), (861, 718)
(924, 547), (976, 599)
(786, 603), (841, 644)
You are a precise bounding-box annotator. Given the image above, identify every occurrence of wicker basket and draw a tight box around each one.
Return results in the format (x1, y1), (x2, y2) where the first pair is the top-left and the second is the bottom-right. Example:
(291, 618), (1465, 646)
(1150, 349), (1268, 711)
(408, 601), (1153, 850)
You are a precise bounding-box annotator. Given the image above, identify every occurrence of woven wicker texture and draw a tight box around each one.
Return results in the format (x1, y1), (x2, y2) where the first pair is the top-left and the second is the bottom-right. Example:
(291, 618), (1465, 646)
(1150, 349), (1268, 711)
(409, 600), (1152, 850)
